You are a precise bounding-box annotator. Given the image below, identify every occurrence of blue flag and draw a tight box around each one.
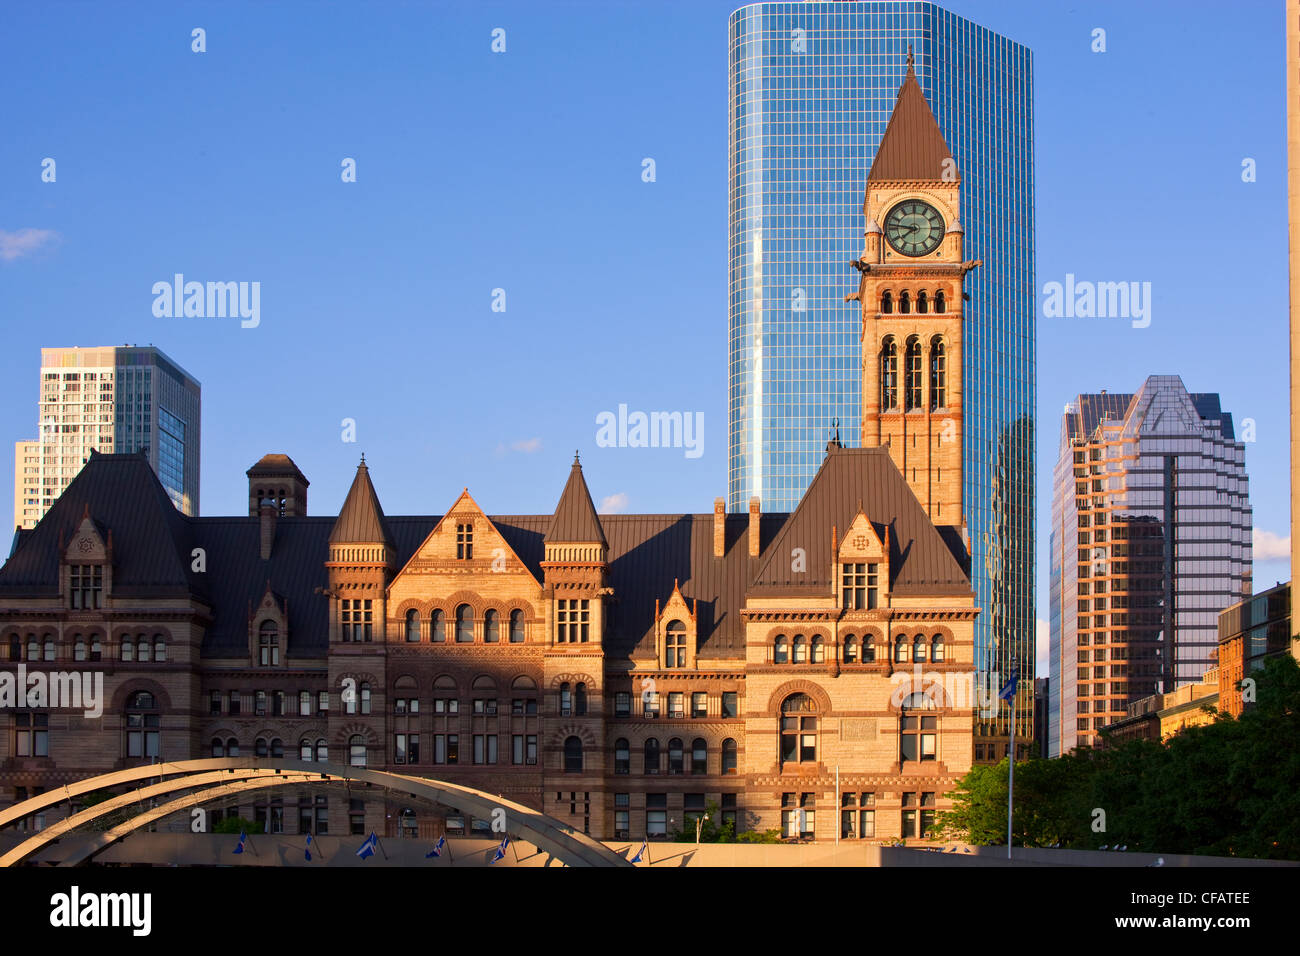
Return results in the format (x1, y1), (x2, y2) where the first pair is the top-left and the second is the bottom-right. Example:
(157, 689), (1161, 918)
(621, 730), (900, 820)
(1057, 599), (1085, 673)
(998, 671), (1019, 703)
(630, 837), (647, 864)
(305, 833), (313, 862)
(232, 831), (246, 855)
(425, 835), (446, 859)
(356, 832), (378, 859)
(490, 836), (509, 864)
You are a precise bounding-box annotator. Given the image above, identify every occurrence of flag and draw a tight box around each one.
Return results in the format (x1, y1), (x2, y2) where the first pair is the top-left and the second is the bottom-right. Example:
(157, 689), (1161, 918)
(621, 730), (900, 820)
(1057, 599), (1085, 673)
(356, 832), (378, 860)
(490, 836), (509, 864)
(305, 833), (314, 862)
(425, 835), (446, 859)
(630, 837), (647, 864)
(232, 831), (246, 855)
(998, 671), (1019, 704)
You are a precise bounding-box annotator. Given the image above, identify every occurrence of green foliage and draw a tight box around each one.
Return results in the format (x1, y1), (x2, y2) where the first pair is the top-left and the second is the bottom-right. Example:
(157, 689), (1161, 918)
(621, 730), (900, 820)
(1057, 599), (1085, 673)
(735, 827), (782, 844)
(212, 816), (259, 835)
(938, 655), (1300, 860)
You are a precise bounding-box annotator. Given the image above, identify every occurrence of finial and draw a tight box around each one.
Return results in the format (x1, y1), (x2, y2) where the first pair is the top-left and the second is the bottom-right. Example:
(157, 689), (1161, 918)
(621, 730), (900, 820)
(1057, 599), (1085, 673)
(574, 450), (581, 465)
(906, 43), (914, 68)
(360, 452), (366, 465)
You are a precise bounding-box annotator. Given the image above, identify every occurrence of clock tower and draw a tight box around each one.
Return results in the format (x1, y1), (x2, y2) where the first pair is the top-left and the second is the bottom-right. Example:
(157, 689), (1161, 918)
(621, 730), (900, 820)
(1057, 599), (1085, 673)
(848, 47), (980, 533)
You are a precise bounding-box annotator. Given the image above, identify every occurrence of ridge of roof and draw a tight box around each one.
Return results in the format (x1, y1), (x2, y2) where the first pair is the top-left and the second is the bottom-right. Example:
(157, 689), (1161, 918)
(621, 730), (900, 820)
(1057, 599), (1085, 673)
(544, 453), (606, 545)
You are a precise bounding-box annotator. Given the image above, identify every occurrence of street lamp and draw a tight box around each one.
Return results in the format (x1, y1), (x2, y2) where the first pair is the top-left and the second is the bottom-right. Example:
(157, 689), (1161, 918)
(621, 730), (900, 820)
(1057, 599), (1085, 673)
(695, 813), (710, 846)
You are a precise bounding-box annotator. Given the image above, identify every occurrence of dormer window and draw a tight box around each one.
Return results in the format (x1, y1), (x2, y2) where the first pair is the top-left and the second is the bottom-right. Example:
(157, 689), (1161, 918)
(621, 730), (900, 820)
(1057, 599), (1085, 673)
(259, 620), (280, 666)
(665, 621), (687, 668)
(456, 523), (473, 560)
(841, 563), (879, 610)
(556, 599), (590, 643)
(70, 565), (103, 610)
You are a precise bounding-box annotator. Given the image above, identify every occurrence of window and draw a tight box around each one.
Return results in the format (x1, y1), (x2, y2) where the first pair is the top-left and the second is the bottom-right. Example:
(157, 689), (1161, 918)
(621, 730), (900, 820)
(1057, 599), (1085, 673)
(125, 692), (160, 760)
(668, 692), (684, 719)
(456, 523), (473, 559)
(912, 635), (926, 663)
(863, 635), (876, 662)
(560, 682), (572, 716)
(255, 690), (267, 716)
(615, 738), (630, 774)
(226, 738), (239, 758)
(880, 338), (898, 410)
(214, 739), (227, 758)
(615, 692), (631, 717)
(894, 639), (908, 663)
(341, 599), (372, 642)
(258, 619), (280, 664)
(721, 692), (738, 719)
(135, 635), (149, 663)
(780, 694), (817, 768)
(934, 290), (945, 313)
(42, 639), (55, 662)
(917, 290), (928, 313)
(316, 739), (327, 762)
(299, 691), (311, 717)
(665, 620), (686, 667)
(615, 794), (630, 839)
(8, 636), (20, 662)
(904, 337), (922, 410)
(90, 636), (102, 661)
(773, 635), (788, 664)
(404, 609), (419, 642)
(811, 635), (825, 664)
(931, 635), (945, 662)
(394, 733), (419, 764)
(15, 713), (49, 757)
(792, 635), (807, 664)
(27, 636), (40, 661)
(881, 291), (893, 313)
(643, 738), (660, 775)
(668, 738), (684, 774)
(900, 693), (937, 763)
(300, 739), (312, 761)
(643, 690), (660, 719)
(563, 736), (583, 773)
(430, 609), (446, 643)
(722, 738), (737, 774)
(691, 692), (707, 718)
(73, 635), (86, 661)
(929, 337), (946, 409)
(484, 609), (500, 643)
(153, 635), (166, 662)
(900, 290), (911, 314)
(843, 634), (857, 663)
(691, 738), (707, 774)
(70, 564), (103, 609)
(255, 737), (269, 758)
(455, 604), (473, 643)
(209, 691), (221, 715)
(575, 682), (587, 716)
(842, 563), (879, 609)
(556, 599), (590, 642)
(349, 735), (366, 767)
(509, 609), (525, 643)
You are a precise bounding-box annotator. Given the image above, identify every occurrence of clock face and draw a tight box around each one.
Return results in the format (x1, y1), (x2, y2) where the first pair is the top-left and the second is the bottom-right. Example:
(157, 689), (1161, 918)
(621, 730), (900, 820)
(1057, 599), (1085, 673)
(884, 200), (945, 257)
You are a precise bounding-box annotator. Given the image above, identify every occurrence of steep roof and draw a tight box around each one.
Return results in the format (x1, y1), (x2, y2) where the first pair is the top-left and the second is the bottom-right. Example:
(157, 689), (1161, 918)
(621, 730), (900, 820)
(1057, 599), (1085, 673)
(750, 445), (971, 597)
(866, 53), (954, 186)
(328, 459), (393, 546)
(544, 454), (606, 545)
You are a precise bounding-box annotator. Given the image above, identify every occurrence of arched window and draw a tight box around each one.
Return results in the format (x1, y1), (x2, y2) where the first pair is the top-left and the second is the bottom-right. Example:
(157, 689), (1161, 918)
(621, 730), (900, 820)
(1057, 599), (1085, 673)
(136, 635), (150, 663)
(722, 738), (738, 775)
(349, 735), (367, 767)
(880, 338), (898, 410)
(615, 738), (630, 774)
(120, 636), (133, 662)
(912, 635), (926, 663)
(125, 692), (160, 760)
(917, 290), (928, 313)
(259, 620), (280, 664)
(643, 738), (660, 775)
(691, 737), (707, 774)
(900, 291), (911, 314)
(900, 692), (938, 763)
(863, 634), (876, 662)
(300, 739), (312, 761)
(929, 337), (946, 410)
(563, 736), (583, 773)
(211, 738), (225, 758)
(509, 609), (525, 643)
(484, 609), (500, 643)
(455, 604), (473, 643)
(404, 609), (419, 643)
(811, 634), (825, 664)
(934, 290), (946, 313)
(226, 738), (239, 758)
(430, 609), (446, 643)
(7, 635), (19, 661)
(270, 738), (284, 758)
(153, 634), (166, 662)
(904, 337), (922, 410)
(881, 291), (893, 314)
(43, 638), (56, 662)
(560, 682), (572, 716)
(255, 737), (269, 758)
(894, 638), (908, 663)
(668, 738), (684, 774)
(665, 620), (686, 668)
(843, 634), (857, 663)
(575, 682), (587, 716)
(931, 635), (945, 662)
(792, 635), (807, 664)
(780, 694), (817, 768)
(773, 635), (788, 664)
(316, 739), (328, 762)
(74, 635), (87, 661)
(90, 635), (102, 661)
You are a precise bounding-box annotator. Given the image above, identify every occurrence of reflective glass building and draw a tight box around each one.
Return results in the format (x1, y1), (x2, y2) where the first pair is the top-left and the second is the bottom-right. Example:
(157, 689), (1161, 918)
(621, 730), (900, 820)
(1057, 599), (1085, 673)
(728, 2), (1036, 742)
(1047, 377), (1252, 756)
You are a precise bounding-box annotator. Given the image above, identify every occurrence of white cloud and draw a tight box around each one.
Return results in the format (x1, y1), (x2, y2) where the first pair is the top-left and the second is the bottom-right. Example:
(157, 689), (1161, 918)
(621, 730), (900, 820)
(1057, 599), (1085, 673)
(599, 492), (629, 514)
(1036, 618), (1049, 678)
(0, 228), (58, 261)
(1253, 528), (1290, 562)
(510, 438), (542, 453)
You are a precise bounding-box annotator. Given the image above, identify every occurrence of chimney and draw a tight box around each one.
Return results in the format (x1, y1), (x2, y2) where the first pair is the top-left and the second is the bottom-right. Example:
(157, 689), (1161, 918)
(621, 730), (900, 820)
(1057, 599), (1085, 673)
(748, 497), (761, 557)
(713, 498), (726, 558)
(259, 496), (277, 561)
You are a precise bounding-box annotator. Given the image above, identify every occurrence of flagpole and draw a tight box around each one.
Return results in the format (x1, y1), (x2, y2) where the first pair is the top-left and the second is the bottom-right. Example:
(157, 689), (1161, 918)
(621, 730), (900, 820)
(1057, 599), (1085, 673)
(1006, 695), (1014, 861)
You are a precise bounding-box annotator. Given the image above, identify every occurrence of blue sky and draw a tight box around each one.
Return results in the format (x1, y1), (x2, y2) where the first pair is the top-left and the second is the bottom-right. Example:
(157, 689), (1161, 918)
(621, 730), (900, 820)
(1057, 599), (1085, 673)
(1, 1), (1292, 675)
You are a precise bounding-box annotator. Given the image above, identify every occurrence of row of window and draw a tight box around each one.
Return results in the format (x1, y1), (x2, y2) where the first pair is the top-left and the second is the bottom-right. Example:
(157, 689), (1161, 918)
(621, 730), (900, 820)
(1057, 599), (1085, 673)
(613, 737), (738, 775)
(879, 335), (947, 411)
(5, 633), (167, 663)
(879, 290), (947, 315)
(771, 633), (946, 664)
(393, 606), (528, 644)
(619, 690), (740, 719)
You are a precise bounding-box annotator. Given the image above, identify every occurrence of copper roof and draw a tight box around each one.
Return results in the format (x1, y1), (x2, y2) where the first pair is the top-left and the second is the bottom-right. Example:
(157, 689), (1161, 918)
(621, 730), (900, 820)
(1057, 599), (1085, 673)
(865, 58), (955, 191)
(247, 453), (309, 484)
(544, 455), (606, 545)
(327, 460), (393, 545)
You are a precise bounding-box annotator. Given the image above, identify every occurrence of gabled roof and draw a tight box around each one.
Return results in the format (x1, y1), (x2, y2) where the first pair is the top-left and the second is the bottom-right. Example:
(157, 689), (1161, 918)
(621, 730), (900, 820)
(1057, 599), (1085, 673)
(328, 459), (393, 546)
(545, 454), (606, 545)
(749, 445), (971, 597)
(866, 52), (954, 187)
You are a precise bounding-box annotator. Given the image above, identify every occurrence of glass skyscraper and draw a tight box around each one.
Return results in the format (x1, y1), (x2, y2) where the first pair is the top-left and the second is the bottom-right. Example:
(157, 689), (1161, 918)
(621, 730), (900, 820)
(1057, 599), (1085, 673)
(728, 2), (1036, 741)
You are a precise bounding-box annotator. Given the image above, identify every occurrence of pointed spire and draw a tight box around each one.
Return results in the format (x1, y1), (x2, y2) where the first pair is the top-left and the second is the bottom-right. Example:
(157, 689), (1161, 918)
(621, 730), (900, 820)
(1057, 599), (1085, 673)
(866, 47), (954, 186)
(545, 455), (606, 545)
(329, 457), (393, 545)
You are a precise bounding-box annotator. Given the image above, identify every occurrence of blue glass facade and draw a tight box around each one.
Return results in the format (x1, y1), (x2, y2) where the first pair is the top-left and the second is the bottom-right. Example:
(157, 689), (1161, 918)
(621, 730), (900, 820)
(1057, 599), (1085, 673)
(728, 1), (1035, 737)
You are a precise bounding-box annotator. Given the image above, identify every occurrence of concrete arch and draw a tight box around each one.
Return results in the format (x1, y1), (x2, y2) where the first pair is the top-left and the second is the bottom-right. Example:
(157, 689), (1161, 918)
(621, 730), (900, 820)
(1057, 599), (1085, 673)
(0, 758), (628, 868)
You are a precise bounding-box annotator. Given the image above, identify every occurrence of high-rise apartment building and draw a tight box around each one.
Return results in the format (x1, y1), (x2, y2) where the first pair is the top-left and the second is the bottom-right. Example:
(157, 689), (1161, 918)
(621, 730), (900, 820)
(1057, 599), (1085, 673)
(1047, 376), (1252, 755)
(12, 346), (201, 530)
(727, 1), (1035, 747)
